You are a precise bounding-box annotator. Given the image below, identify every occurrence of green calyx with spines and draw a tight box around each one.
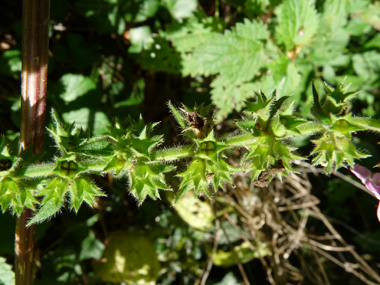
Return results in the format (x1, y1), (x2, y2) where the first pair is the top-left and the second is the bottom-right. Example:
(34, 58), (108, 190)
(308, 82), (371, 173)
(129, 163), (175, 205)
(238, 90), (308, 183)
(168, 101), (214, 140)
(176, 157), (238, 201)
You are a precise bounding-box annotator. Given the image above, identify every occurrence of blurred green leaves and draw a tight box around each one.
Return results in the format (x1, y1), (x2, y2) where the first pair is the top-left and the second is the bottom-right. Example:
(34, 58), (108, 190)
(275, 0), (319, 51)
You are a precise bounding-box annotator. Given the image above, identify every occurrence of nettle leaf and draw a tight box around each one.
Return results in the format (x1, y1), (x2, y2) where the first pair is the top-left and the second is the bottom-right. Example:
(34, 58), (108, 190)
(357, 2), (380, 28)
(353, 51), (380, 83)
(163, 19), (213, 53)
(321, 0), (349, 33)
(183, 19), (267, 83)
(268, 56), (301, 97)
(129, 163), (174, 204)
(211, 76), (256, 121)
(275, 0), (319, 51)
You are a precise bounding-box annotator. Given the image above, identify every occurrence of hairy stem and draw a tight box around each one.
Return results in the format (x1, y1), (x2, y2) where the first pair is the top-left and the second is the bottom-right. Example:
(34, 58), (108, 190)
(151, 145), (196, 161)
(16, 0), (50, 284)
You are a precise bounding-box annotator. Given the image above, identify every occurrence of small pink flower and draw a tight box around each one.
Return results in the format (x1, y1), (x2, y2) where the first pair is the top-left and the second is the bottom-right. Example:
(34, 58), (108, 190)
(350, 164), (380, 222)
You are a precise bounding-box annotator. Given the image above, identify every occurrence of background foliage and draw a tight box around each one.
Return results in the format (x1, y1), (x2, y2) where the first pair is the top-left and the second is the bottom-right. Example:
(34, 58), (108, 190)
(0, 0), (380, 284)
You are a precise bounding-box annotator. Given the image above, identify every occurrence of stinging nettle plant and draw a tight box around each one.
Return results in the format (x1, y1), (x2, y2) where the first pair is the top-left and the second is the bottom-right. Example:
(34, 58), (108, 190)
(1, 81), (380, 225)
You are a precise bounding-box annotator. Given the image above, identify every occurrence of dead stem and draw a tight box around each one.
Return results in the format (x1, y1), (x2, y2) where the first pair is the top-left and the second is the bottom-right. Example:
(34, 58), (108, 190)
(216, 162), (380, 284)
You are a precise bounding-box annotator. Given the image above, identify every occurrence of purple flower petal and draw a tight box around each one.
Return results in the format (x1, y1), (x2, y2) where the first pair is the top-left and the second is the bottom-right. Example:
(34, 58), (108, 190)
(350, 164), (380, 222)
(350, 164), (380, 200)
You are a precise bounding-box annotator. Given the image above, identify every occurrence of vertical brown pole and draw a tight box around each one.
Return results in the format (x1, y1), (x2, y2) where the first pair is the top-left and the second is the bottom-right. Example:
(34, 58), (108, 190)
(16, 0), (50, 284)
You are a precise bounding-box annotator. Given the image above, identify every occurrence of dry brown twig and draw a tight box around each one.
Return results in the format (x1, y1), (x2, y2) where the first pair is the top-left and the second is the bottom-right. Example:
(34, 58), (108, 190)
(214, 162), (380, 284)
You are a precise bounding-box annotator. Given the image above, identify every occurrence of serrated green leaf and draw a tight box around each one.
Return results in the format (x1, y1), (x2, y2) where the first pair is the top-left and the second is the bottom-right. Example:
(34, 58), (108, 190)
(211, 76), (256, 120)
(79, 177), (106, 206)
(353, 51), (380, 82)
(267, 56), (301, 96)
(206, 159), (238, 190)
(0, 178), (38, 215)
(163, 19), (213, 53)
(357, 2), (380, 28)
(321, 0), (349, 33)
(68, 177), (104, 213)
(275, 0), (319, 51)
(183, 19), (267, 83)
(103, 156), (134, 174)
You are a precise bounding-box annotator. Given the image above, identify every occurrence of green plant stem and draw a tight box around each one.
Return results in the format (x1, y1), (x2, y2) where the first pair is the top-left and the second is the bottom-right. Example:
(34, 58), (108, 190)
(224, 134), (257, 146)
(151, 145), (196, 161)
(296, 122), (324, 135)
(16, 0), (50, 284)
(5, 134), (264, 180)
